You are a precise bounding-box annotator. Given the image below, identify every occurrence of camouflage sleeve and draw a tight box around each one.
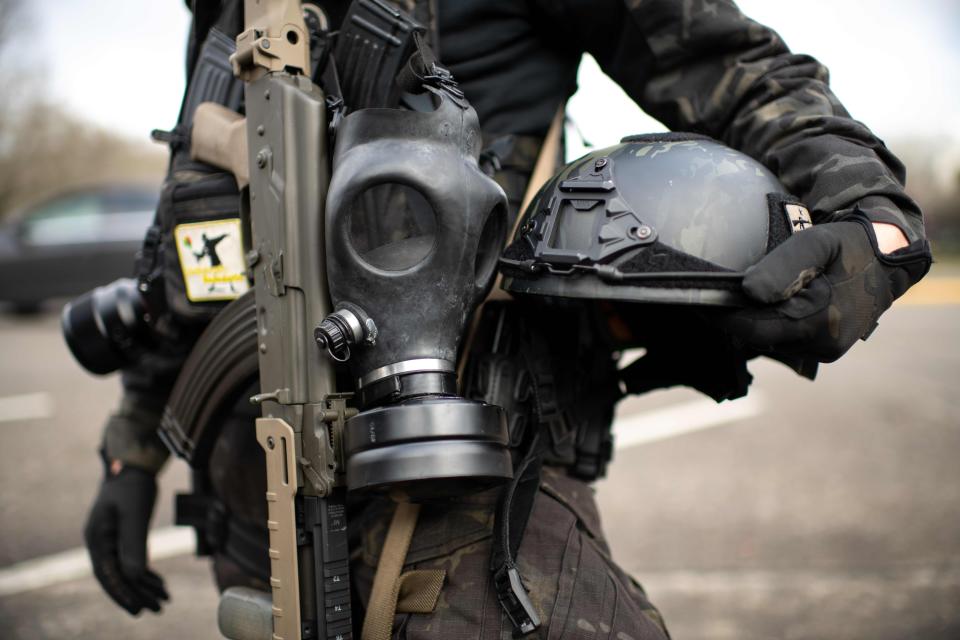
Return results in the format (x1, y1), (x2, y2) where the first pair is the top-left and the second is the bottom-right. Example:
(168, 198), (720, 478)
(550, 0), (925, 243)
(100, 343), (189, 473)
(102, 388), (170, 474)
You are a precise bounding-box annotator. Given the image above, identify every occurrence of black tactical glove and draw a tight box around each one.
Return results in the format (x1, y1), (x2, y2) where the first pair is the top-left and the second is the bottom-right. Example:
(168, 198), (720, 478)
(612, 304), (756, 402)
(720, 216), (931, 363)
(85, 464), (169, 615)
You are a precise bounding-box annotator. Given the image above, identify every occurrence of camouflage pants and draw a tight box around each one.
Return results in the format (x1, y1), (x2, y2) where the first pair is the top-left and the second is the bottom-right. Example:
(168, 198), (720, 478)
(350, 467), (670, 640)
(208, 401), (668, 639)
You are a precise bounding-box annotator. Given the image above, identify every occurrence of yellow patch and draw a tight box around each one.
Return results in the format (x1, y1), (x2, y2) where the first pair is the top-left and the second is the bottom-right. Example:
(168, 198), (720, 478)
(174, 218), (249, 302)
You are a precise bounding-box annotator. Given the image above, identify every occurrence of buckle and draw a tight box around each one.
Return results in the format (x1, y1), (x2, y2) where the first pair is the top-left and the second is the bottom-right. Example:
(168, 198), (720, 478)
(493, 564), (541, 636)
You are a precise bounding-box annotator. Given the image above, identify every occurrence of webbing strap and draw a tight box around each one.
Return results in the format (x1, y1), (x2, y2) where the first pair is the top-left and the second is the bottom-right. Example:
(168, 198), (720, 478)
(486, 104), (565, 304)
(361, 502), (422, 640)
(488, 325), (568, 636)
(489, 431), (544, 636)
(395, 569), (447, 614)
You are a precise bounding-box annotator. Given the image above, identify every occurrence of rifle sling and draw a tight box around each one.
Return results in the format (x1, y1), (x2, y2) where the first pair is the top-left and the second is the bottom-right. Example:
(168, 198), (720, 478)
(361, 502), (422, 640)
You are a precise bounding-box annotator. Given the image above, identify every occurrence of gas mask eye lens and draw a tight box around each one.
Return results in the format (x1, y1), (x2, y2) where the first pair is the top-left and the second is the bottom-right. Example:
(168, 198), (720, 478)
(347, 182), (437, 271)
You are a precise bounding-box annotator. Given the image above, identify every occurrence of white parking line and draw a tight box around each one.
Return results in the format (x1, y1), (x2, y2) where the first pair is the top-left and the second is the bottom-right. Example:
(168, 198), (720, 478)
(0, 392), (54, 423)
(0, 394), (764, 597)
(614, 393), (765, 450)
(0, 526), (195, 597)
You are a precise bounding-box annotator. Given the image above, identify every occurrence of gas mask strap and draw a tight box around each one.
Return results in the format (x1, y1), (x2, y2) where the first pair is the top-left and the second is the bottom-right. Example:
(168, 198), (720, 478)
(456, 102), (567, 383)
(395, 30), (462, 99)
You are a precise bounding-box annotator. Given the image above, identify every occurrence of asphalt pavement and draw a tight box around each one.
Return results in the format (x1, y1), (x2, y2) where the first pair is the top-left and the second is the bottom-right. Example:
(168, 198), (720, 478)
(0, 271), (958, 639)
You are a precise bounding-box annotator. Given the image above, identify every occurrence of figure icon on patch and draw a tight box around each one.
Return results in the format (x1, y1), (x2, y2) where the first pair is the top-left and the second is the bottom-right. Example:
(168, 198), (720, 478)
(191, 232), (228, 266)
(175, 219), (248, 301)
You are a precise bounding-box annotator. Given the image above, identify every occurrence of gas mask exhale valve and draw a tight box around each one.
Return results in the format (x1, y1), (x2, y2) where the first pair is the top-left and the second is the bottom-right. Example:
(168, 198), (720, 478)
(319, 46), (512, 499)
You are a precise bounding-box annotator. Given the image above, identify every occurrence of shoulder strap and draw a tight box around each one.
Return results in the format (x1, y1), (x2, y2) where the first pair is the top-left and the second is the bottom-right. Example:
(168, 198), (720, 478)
(490, 437), (544, 636)
(362, 502), (422, 640)
(489, 326), (569, 636)
(514, 105), (565, 237)
(409, 0), (439, 55)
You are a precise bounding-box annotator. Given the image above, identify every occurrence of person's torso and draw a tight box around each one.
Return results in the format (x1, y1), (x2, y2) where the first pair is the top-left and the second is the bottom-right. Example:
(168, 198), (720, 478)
(435, 0), (580, 136)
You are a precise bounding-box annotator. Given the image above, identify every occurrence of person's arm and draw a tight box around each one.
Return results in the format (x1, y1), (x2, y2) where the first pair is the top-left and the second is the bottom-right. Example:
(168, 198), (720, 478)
(544, 0), (931, 365)
(85, 0), (247, 617)
(85, 351), (185, 616)
(873, 222), (909, 253)
(560, 0), (924, 246)
(102, 384), (172, 475)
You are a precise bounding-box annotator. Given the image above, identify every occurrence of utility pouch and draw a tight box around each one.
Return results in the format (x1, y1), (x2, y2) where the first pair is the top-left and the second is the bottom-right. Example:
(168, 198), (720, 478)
(464, 302), (619, 481)
(141, 25), (248, 326)
(158, 165), (248, 323)
(179, 28), (244, 131)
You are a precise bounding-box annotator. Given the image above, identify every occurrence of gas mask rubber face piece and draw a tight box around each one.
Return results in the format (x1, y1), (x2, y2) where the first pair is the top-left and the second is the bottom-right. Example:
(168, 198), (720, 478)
(321, 83), (511, 499)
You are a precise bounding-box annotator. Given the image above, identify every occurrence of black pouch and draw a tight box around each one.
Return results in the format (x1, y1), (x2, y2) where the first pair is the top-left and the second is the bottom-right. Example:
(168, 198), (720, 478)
(139, 24), (247, 328)
(157, 162), (247, 324)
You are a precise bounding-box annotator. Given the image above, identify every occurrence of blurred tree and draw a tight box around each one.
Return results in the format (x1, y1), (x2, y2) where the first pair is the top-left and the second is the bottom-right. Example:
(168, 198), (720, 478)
(0, 0), (166, 219)
(0, 0), (21, 49)
(0, 103), (168, 218)
(0, 0), (36, 147)
(895, 138), (960, 255)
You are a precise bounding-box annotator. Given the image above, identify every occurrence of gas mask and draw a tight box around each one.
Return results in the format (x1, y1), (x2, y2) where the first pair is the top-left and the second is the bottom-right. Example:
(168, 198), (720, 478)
(318, 58), (512, 499)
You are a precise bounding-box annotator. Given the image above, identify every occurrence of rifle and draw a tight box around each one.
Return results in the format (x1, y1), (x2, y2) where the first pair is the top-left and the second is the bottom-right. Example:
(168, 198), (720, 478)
(188, 1), (350, 638)
(183, 2), (432, 638)
(59, 2), (544, 636)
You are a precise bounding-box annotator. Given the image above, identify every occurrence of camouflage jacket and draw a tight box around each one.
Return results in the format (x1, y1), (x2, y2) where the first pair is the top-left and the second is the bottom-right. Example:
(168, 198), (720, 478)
(438, 0), (927, 246)
(115, 0), (925, 471)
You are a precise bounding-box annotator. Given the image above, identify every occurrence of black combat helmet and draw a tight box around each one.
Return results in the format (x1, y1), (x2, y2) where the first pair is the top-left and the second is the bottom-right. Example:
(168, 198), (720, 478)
(500, 133), (813, 306)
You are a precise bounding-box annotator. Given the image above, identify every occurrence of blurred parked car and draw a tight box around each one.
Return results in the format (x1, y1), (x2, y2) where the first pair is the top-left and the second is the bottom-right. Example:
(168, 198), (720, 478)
(0, 185), (158, 313)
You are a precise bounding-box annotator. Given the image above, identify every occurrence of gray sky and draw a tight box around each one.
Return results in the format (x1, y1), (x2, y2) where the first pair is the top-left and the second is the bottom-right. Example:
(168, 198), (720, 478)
(24, 0), (960, 151)
(568, 0), (960, 157)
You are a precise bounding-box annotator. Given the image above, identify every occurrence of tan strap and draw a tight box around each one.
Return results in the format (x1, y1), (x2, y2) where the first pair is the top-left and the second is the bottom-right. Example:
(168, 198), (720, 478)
(513, 104), (566, 240)
(361, 502), (422, 640)
(485, 103), (565, 300)
(457, 104), (566, 383)
(395, 569), (447, 613)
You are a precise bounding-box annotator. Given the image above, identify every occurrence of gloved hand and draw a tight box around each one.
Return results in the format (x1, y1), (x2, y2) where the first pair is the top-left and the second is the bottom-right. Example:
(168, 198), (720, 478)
(720, 216), (931, 363)
(85, 463), (169, 615)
